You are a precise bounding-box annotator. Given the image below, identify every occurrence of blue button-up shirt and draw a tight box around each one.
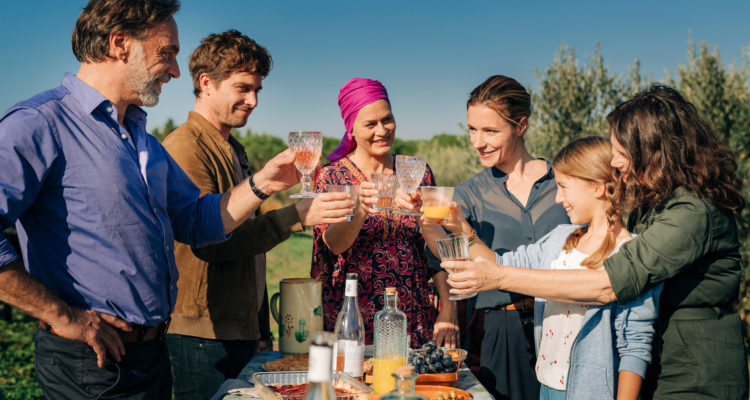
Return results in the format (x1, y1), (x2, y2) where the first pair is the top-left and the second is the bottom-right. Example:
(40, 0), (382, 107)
(0, 74), (229, 326)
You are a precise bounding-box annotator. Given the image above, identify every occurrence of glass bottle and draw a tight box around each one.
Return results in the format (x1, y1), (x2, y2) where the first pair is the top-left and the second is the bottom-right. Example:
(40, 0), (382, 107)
(333, 273), (365, 379)
(380, 366), (428, 400)
(372, 287), (408, 395)
(304, 332), (336, 400)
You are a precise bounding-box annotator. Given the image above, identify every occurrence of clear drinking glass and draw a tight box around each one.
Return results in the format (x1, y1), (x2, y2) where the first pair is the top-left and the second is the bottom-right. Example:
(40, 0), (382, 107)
(421, 186), (454, 221)
(371, 173), (398, 211)
(393, 155), (426, 216)
(435, 233), (477, 301)
(327, 184), (359, 222)
(288, 131), (323, 198)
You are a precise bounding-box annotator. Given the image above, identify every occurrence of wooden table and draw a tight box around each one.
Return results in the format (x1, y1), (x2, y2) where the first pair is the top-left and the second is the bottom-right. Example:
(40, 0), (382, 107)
(215, 351), (494, 399)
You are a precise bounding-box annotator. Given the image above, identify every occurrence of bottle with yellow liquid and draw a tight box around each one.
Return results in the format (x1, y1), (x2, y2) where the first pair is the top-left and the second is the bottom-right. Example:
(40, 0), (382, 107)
(372, 287), (408, 395)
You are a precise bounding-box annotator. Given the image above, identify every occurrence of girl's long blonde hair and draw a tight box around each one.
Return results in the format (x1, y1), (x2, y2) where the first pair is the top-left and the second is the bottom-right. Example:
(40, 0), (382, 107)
(552, 136), (623, 269)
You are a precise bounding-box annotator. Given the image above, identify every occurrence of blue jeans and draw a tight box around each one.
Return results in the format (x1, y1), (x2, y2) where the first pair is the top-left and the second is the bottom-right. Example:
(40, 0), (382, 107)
(166, 333), (256, 400)
(539, 384), (566, 400)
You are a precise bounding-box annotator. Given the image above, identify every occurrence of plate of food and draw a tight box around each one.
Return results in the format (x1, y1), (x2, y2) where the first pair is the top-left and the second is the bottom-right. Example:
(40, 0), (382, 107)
(415, 385), (473, 400)
(262, 353), (310, 372)
(410, 342), (466, 386)
(252, 371), (373, 399)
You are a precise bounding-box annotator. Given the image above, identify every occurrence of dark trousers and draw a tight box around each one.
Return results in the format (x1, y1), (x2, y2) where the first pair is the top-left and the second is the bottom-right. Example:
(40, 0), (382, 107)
(34, 327), (172, 399)
(479, 309), (539, 400)
(166, 333), (256, 400)
(643, 312), (749, 399)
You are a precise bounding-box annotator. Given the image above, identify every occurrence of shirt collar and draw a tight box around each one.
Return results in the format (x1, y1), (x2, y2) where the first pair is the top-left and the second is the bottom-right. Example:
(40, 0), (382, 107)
(488, 159), (555, 185)
(61, 72), (147, 129)
(186, 111), (236, 149)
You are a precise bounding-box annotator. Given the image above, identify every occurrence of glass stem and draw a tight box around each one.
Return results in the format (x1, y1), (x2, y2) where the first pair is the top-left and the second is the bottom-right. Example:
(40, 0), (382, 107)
(300, 173), (312, 193)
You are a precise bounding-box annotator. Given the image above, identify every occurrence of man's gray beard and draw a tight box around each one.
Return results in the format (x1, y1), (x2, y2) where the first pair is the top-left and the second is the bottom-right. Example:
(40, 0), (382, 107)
(125, 43), (164, 107)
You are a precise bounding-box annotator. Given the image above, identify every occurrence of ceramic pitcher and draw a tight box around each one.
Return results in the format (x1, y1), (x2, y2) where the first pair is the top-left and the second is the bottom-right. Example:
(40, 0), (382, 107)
(270, 278), (323, 355)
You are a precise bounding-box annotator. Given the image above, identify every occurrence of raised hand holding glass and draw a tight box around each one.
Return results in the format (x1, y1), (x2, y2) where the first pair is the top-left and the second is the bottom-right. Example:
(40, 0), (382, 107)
(288, 131), (323, 198)
(393, 155), (426, 216)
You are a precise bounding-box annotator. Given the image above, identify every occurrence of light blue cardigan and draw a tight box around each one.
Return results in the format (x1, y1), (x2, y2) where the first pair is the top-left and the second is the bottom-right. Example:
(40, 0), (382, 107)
(496, 224), (662, 400)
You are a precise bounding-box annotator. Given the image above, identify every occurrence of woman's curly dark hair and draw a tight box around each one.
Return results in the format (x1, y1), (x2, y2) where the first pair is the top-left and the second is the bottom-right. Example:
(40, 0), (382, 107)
(607, 85), (745, 213)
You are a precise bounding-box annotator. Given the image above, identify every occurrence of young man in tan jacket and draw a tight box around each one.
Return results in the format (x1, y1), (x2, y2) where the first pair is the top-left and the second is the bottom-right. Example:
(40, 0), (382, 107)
(161, 30), (354, 399)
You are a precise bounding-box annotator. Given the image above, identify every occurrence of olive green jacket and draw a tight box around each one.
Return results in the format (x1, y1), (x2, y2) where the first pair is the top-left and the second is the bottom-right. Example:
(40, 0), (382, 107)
(162, 111), (303, 341)
(604, 187), (741, 310)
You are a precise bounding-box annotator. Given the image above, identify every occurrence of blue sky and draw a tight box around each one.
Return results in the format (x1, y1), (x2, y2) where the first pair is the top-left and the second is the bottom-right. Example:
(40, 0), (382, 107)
(1, 1), (749, 140)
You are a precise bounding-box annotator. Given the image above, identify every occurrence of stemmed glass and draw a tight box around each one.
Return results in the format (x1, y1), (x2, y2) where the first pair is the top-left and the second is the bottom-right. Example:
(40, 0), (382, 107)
(288, 131), (323, 198)
(393, 155), (426, 216)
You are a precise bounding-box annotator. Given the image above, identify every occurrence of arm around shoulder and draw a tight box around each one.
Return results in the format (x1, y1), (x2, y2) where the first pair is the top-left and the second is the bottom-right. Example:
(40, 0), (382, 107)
(604, 195), (711, 304)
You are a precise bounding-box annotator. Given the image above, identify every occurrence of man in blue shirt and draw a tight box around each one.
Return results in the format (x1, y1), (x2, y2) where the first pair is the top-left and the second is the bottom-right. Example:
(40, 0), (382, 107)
(0, 1), (309, 398)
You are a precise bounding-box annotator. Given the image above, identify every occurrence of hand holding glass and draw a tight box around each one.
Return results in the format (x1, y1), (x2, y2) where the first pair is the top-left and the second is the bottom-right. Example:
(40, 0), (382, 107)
(326, 184), (359, 222)
(288, 131), (322, 198)
(371, 173), (398, 211)
(435, 233), (477, 301)
(393, 155), (426, 216)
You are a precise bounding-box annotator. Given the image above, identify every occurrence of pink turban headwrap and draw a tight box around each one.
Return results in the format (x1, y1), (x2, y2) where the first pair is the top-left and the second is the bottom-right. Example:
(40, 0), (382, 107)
(327, 78), (390, 162)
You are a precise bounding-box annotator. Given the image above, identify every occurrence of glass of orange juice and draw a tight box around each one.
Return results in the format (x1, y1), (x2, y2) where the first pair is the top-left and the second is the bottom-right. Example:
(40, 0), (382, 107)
(421, 186), (454, 222)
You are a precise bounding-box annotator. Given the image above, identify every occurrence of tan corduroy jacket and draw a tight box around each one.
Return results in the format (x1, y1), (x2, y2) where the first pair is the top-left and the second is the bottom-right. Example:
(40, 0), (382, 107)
(162, 111), (303, 340)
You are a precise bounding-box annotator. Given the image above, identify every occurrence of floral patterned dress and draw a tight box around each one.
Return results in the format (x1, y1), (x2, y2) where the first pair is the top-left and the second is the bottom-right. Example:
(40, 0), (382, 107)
(311, 156), (436, 346)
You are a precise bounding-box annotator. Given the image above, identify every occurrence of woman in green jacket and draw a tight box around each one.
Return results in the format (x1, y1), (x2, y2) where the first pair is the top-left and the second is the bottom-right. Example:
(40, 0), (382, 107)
(444, 85), (748, 399)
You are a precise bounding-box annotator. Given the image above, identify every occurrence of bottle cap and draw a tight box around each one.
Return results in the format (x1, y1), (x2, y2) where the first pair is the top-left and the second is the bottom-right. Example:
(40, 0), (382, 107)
(346, 273), (358, 280)
(394, 365), (415, 376)
(385, 287), (396, 295)
(310, 331), (335, 347)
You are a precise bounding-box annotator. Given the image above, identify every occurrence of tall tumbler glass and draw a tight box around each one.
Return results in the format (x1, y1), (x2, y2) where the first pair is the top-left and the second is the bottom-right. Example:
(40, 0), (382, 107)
(435, 233), (477, 301)
(371, 173), (398, 212)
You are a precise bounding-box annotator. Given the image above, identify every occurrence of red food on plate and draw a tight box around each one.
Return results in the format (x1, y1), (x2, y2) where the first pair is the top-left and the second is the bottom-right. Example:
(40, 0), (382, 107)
(268, 383), (355, 396)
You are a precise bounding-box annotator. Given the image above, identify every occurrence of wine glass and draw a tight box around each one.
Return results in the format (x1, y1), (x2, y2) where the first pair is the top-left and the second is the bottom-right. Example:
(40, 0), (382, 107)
(393, 155), (426, 216)
(288, 131), (323, 198)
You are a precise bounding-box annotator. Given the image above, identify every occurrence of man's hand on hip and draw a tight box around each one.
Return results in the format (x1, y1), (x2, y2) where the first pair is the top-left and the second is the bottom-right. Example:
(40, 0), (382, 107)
(52, 309), (131, 368)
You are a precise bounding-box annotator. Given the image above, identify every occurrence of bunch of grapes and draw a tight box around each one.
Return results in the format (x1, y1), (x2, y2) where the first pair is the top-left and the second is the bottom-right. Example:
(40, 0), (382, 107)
(408, 341), (458, 374)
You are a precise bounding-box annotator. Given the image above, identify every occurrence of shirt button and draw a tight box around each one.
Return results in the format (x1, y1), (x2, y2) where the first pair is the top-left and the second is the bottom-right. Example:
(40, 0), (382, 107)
(120, 133), (127, 140)
(526, 236), (532, 240)
(106, 107), (113, 113)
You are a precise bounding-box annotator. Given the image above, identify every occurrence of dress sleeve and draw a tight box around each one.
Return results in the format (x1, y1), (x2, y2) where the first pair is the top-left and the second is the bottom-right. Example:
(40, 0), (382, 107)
(422, 163), (437, 186)
(612, 283), (663, 377)
(603, 196), (711, 303)
(0, 108), (60, 267)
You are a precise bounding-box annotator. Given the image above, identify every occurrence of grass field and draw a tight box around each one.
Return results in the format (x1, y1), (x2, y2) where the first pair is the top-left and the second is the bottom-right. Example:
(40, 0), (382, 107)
(265, 231), (315, 339)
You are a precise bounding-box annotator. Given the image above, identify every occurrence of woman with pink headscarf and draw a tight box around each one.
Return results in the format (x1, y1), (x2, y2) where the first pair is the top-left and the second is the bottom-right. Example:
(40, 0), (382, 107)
(310, 78), (437, 346)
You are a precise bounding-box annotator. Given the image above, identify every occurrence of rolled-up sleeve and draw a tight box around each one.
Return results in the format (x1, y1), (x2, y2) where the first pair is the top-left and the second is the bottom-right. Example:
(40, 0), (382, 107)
(603, 198), (709, 304)
(0, 108), (59, 268)
(614, 284), (663, 377)
(163, 150), (229, 247)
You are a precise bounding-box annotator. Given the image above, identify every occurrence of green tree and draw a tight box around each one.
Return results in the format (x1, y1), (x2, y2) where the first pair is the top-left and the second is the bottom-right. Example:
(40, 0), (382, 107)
(237, 129), (287, 172)
(527, 43), (643, 159)
(419, 128), (482, 187)
(149, 117), (178, 143)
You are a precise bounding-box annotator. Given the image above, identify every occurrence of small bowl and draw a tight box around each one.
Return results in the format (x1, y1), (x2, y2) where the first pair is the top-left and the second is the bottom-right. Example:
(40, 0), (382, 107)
(442, 348), (467, 364)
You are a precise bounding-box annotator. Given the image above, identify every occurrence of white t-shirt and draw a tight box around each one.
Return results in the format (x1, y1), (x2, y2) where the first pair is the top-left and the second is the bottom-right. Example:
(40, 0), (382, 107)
(535, 248), (590, 390)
